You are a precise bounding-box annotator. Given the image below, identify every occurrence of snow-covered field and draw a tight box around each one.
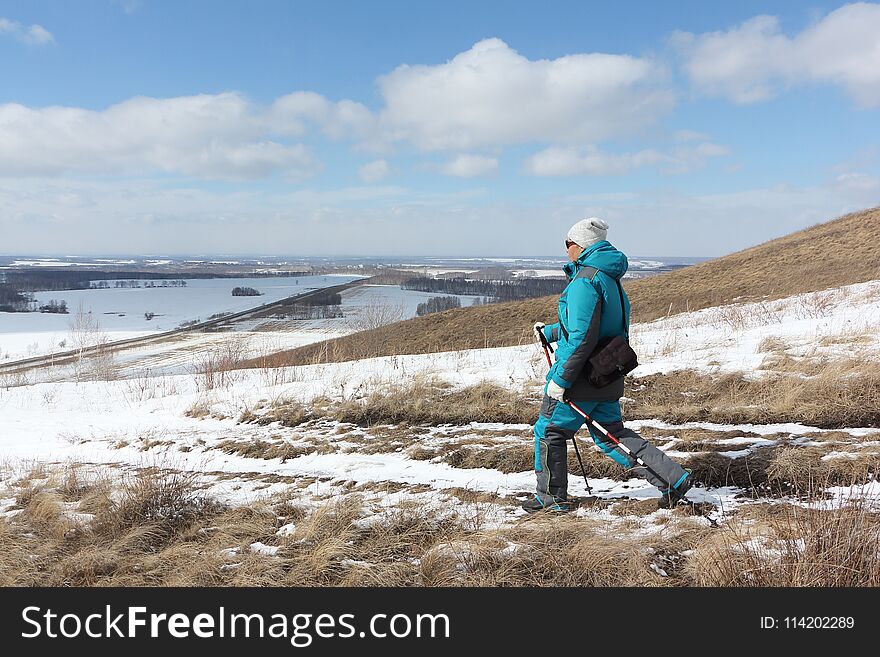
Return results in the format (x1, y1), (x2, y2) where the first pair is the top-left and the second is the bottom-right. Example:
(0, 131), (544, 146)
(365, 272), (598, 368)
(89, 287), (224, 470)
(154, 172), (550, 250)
(630, 280), (880, 375)
(3, 278), (880, 537)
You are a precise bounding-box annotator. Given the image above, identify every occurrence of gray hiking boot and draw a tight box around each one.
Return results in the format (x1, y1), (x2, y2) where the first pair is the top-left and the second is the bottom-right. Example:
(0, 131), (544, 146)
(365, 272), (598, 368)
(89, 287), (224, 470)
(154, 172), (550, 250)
(521, 496), (573, 513)
(657, 469), (693, 509)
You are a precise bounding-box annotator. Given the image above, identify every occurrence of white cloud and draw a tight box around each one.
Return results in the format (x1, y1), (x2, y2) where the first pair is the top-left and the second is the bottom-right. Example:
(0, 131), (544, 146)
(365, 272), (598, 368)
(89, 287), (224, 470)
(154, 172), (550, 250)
(665, 142), (730, 173)
(377, 38), (674, 150)
(674, 129), (712, 142)
(525, 147), (664, 176)
(112, 0), (143, 15)
(834, 171), (880, 192)
(0, 39), (737, 183)
(0, 17), (55, 45)
(269, 92), (375, 139)
(358, 159), (392, 183)
(524, 142), (728, 176)
(672, 3), (880, 106)
(440, 154), (498, 178)
(24, 24), (54, 46)
(0, 91), (385, 180)
(0, 93), (324, 180)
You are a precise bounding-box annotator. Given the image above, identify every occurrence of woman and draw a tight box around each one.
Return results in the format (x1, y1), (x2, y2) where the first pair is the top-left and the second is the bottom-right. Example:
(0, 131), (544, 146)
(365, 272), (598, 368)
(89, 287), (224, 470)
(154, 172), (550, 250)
(523, 217), (693, 513)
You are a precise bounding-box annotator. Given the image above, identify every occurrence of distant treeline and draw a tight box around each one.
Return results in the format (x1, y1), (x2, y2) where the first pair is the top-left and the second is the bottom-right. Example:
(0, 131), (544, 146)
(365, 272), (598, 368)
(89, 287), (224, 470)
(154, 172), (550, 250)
(307, 291), (342, 306)
(275, 290), (343, 319)
(416, 296), (461, 316)
(38, 299), (68, 313)
(232, 286), (262, 296)
(0, 284), (34, 312)
(91, 280), (187, 289)
(0, 284), (69, 313)
(401, 277), (566, 301)
(4, 270), (215, 293)
(2, 269), (311, 293)
(283, 304), (345, 320)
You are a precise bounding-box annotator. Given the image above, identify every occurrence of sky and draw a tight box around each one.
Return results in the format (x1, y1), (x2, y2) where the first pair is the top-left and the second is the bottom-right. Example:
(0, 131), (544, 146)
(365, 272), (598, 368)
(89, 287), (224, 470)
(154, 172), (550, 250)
(1, 0), (879, 258)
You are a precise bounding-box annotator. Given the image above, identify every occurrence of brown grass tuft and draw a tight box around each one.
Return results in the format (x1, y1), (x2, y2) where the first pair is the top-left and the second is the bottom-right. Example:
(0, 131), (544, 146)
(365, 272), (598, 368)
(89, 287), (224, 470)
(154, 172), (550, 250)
(97, 469), (224, 545)
(216, 439), (312, 461)
(687, 500), (880, 586)
(326, 379), (539, 426)
(24, 492), (70, 540)
(623, 359), (880, 428)
(767, 446), (880, 492)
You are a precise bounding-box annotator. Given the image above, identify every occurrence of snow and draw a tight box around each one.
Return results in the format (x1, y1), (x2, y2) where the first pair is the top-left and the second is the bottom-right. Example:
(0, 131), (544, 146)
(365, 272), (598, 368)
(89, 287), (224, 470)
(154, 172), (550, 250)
(2, 276), (879, 532)
(628, 260), (665, 270)
(275, 523), (297, 536)
(0, 321), (871, 513)
(820, 451), (864, 461)
(650, 563), (668, 577)
(715, 437), (778, 446)
(819, 481), (880, 508)
(630, 280), (880, 376)
(249, 542), (280, 557)
(511, 269), (566, 279)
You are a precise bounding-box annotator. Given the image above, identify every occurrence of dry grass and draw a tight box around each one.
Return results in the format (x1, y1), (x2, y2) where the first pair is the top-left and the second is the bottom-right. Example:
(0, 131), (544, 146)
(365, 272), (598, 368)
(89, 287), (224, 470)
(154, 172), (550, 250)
(757, 335), (788, 353)
(687, 500), (880, 586)
(190, 336), (250, 391)
(675, 438), (879, 494)
(685, 449), (776, 491)
(819, 333), (874, 347)
(767, 446), (880, 492)
(0, 464), (669, 587)
(5, 460), (880, 587)
(97, 469), (224, 542)
(250, 378), (541, 427)
(216, 438), (313, 461)
(184, 398), (212, 419)
(240, 399), (311, 427)
(442, 445), (534, 473)
(226, 368), (880, 493)
(440, 516), (663, 587)
(623, 358), (880, 428)
(240, 207), (880, 367)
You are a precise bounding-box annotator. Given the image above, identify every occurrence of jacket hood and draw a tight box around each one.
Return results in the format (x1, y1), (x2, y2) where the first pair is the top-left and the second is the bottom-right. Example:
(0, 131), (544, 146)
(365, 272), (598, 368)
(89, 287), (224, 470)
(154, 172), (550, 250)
(563, 240), (629, 281)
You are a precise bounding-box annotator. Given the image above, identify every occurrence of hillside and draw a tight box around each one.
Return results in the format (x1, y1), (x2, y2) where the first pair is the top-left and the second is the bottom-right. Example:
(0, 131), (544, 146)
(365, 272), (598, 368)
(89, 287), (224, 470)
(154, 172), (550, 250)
(244, 206), (880, 368)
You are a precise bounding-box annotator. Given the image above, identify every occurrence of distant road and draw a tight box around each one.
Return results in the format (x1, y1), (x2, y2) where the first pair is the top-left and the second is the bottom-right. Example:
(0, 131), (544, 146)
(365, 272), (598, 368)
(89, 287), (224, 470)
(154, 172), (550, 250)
(0, 277), (370, 375)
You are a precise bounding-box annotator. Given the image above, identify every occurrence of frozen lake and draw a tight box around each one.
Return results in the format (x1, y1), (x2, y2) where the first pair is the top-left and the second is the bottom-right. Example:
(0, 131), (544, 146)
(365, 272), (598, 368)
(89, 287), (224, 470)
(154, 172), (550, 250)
(0, 277), (484, 363)
(0, 275), (362, 360)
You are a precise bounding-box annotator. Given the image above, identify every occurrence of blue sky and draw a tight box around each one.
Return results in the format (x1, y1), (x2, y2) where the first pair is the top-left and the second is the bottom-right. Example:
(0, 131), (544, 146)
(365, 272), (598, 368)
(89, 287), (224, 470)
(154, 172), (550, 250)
(1, 0), (878, 257)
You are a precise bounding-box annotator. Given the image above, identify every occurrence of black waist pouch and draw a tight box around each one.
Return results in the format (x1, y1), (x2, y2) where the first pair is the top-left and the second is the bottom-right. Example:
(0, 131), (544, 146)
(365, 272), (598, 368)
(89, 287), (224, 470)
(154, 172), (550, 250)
(587, 335), (639, 388)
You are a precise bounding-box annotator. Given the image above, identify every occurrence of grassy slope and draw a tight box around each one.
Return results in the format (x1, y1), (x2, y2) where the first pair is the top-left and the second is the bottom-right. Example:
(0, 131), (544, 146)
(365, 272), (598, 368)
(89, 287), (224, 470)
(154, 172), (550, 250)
(244, 207), (880, 368)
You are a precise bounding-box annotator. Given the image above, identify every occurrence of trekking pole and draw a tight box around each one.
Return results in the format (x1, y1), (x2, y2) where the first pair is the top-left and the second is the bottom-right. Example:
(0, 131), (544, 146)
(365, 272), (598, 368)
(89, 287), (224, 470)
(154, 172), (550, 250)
(565, 398), (718, 527)
(568, 431), (593, 495)
(536, 329), (591, 495)
(536, 328), (554, 367)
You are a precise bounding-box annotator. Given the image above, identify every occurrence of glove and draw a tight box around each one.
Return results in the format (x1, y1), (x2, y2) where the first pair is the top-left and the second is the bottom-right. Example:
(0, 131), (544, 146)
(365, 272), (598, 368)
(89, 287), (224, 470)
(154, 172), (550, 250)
(533, 322), (546, 344)
(545, 379), (566, 401)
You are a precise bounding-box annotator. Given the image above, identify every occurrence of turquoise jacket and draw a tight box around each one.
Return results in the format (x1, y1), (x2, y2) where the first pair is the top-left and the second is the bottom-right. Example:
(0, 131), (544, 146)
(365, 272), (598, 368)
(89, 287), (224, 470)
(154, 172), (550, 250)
(542, 240), (631, 401)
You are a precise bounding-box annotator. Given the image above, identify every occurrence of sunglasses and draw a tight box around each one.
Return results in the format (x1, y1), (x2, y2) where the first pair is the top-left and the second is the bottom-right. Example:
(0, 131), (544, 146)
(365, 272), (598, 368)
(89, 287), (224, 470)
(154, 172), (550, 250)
(565, 239), (577, 248)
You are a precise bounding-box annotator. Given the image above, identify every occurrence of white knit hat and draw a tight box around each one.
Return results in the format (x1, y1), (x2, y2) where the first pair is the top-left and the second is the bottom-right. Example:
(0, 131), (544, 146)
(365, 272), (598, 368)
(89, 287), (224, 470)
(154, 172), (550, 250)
(567, 217), (609, 249)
